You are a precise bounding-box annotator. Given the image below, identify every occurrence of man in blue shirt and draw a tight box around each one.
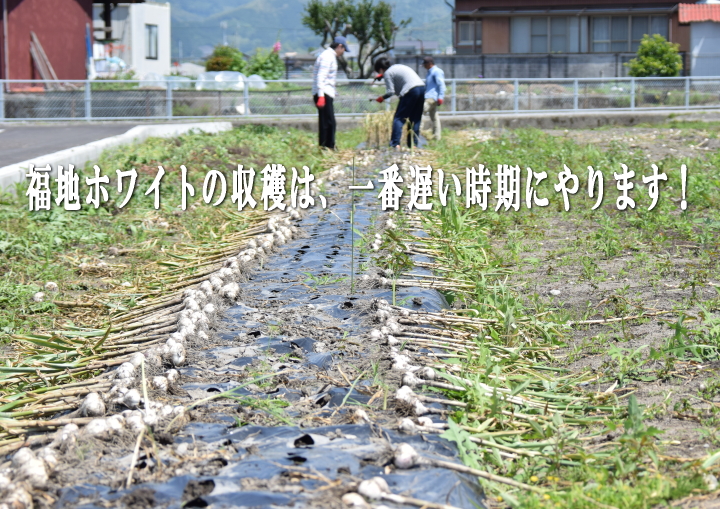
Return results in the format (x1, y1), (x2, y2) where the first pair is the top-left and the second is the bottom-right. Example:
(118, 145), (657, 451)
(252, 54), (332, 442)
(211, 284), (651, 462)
(422, 56), (446, 141)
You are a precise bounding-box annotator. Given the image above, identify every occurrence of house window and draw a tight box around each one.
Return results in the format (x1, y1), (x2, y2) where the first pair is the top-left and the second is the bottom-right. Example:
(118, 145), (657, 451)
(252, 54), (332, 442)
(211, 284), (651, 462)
(458, 21), (474, 45)
(593, 15), (668, 52)
(611, 17), (629, 51)
(550, 17), (567, 52)
(511, 17), (530, 53)
(651, 16), (668, 38)
(526, 17), (571, 53)
(631, 16), (649, 51)
(512, 16), (578, 53)
(531, 17), (548, 53)
(631, 16), (668, 50)
(592, 17), (610, 52)
(145, 24), (158, 60)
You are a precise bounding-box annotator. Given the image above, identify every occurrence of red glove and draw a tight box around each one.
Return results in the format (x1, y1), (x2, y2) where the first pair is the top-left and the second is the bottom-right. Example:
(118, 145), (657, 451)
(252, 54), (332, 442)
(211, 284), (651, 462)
(376, 96), (384, 103)
(316, 96), (326, 108)
(437, 98), (444, 106)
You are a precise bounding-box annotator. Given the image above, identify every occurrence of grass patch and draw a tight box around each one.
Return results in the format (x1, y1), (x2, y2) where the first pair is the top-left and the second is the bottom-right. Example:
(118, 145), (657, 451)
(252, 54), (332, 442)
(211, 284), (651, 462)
(0, 124), (355, 339)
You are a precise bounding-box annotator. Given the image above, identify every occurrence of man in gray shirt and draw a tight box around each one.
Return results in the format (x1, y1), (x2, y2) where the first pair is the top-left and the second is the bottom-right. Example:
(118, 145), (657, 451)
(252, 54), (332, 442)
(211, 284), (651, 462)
(373, 57), (426, 148)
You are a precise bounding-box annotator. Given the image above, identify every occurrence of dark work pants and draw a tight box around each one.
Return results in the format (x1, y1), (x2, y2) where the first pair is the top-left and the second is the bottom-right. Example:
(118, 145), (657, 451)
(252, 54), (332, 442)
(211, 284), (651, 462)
(391, 85), (425, 148)
(314, 94), (336, 149)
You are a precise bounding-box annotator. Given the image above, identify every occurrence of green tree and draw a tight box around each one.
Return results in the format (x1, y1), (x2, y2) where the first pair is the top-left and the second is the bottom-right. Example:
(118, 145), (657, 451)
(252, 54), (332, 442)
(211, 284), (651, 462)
(205, 45), (247, 73)
(302, 0), (410, 79)
(625, 34), (683, 77)
(247, 49), (285, 80)
(302, 0), (353, 47)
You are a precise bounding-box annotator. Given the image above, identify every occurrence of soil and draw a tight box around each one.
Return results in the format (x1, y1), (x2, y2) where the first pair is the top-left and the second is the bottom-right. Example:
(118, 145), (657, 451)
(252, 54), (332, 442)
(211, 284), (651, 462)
(489, 125), (720, 460)
(545, 126), (720, 161)
(504, 217), (717, 457)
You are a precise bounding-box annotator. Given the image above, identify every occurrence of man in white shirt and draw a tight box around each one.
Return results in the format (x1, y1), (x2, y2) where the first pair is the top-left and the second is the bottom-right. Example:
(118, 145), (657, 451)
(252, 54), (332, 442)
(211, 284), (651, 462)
(312, 36), (349, 149)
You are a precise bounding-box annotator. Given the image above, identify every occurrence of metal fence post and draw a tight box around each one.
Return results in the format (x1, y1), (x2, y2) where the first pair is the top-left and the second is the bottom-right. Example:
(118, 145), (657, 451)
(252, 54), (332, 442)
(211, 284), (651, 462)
(573, 79), (578, 110)
(243, 83), (249, 116)
(85, 80), (91, 120)
(451, 79), (456, 114)
(630, 78), (635, 110)
(685, 77), (690, 109)
(0, 82), (4, 121)
(513, 79), (519, 112)
(166, 84), (172, 119)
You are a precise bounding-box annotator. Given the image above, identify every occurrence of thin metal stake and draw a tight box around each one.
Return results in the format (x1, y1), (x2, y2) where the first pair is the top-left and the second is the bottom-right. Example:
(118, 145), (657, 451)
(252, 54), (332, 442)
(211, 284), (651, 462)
(84, 80), (91, 121)
(166, 83), (172, 120)
(350, 156), (355, 295)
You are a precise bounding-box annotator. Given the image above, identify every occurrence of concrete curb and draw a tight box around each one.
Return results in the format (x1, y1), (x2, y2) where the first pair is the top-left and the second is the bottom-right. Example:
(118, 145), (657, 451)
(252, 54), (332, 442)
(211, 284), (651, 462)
(229, 108), (720, 131)
(437, 109), (720, 129)
(0, 122), (233, 191)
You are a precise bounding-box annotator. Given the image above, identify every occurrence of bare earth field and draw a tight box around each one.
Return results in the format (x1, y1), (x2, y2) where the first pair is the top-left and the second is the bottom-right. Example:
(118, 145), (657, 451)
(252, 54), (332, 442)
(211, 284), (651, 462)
(483, 125), (720, 459)
(1, 121), (720, 509)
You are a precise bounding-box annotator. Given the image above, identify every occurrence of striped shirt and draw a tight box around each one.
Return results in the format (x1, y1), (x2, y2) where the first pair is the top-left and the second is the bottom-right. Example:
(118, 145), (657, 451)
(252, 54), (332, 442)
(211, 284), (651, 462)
(312, 48), (337, 98)
(424, 65), (446, 101)
(381, 64), (424, 99)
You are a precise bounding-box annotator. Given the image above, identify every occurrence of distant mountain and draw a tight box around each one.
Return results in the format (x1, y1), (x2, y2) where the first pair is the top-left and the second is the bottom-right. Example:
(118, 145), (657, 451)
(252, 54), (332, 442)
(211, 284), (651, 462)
(167, 0), (451, 61)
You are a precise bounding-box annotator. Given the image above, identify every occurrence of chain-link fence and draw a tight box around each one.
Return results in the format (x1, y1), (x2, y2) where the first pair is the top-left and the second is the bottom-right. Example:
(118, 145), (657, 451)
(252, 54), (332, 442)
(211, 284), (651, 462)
(1, 77), (719, 121)
(396, 53), (651, 80)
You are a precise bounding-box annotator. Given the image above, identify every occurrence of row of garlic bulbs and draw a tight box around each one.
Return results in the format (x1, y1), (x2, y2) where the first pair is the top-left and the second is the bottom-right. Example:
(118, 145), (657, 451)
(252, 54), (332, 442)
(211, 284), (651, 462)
(1, 208), (304, 507)
(108, 211), (299, 392)
(368, 297), (441, 417)
(344, 266), (444, 508)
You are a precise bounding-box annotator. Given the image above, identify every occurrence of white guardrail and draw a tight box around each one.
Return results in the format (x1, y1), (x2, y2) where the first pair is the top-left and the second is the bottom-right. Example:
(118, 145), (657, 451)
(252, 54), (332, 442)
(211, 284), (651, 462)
(0, 122), (234, 190)
(0, 77), (719, 121)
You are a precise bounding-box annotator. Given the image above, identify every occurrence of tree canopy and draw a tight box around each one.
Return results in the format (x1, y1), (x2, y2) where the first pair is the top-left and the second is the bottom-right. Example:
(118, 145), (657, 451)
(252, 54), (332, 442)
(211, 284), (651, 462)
(302, 0), (410, 79)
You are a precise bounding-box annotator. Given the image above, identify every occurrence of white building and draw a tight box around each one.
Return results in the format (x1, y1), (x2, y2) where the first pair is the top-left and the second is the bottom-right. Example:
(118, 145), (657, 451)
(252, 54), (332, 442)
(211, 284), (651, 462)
(681, 3), (720, 75)
(92, 2), (171, 78)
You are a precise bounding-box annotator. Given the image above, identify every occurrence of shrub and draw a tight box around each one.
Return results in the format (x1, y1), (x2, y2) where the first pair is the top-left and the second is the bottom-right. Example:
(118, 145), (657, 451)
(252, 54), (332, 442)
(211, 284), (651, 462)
(206, 56), (233, 72)
(625, 34), (683, 77)
(205, 45), (247, 73)
(205, 44), (285, 80)
(247, 49), (285, 80)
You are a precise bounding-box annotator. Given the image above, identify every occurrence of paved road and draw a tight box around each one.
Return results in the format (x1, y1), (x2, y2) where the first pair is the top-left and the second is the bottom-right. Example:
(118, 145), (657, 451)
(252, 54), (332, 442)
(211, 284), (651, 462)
(0, 124), (138, 166)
